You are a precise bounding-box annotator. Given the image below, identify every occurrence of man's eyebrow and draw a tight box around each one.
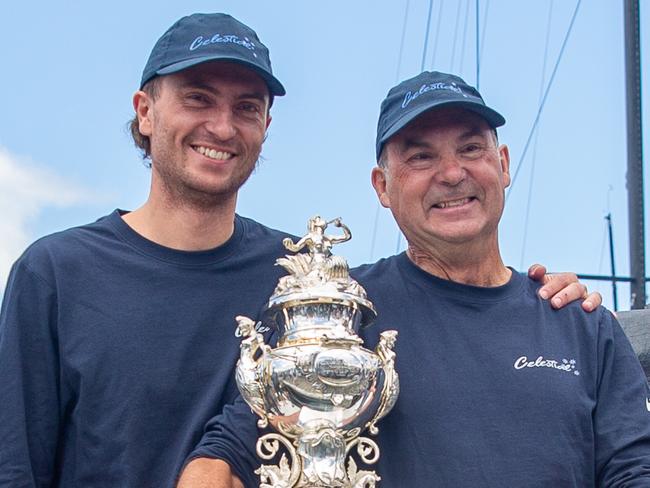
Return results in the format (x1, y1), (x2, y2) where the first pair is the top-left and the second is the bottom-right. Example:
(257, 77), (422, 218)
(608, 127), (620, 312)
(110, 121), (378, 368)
(236, 91), (268, 103)
(177, 80), (268, 102)
(458, 125), (487, 140)
(178, 80), (215, 92)
(398, 137), (431, 152)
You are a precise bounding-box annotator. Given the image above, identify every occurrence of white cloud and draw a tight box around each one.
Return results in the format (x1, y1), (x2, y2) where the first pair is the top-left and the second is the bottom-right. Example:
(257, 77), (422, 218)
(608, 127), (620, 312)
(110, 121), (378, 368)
(0, 147), (93, 289)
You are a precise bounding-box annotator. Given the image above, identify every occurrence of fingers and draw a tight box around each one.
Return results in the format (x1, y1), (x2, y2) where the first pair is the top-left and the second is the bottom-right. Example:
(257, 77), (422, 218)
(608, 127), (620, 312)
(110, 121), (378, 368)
(545, 281), (586, 309)
(537, 272), (579, 300)
(532, 268), (601, 312)
(581, 291), (602, 313)
(527, 263), (547, 283)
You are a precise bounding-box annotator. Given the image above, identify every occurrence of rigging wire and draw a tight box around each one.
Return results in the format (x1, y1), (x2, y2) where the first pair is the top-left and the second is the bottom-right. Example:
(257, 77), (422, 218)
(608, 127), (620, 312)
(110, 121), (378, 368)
(370, 0), (411, 261)
(597, 218), (609, 275)
(395, 0), (412, 84)
(396, 0), (437, 254)
(369, 204), (382, 262)
(421, 0), (436, 71)
(449, 0), (463, 71)
(519, 0), (554, 270)
(459, 0), (471, 73)
(475, 0), (480, 88)
(479, 0), (491, 62)
(429, 0), (445, 69)
(506, 0), (582, 200)
(598, 186), (614, 274)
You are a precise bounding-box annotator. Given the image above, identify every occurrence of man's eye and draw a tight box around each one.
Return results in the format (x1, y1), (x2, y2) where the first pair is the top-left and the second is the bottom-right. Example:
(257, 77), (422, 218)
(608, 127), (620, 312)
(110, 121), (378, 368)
(186, 93), (210, 104)
(238, 102), (260, 113)
(464, 143), (482, 152)
(409, 153), (431, 161)
(409, 153), (429, 160)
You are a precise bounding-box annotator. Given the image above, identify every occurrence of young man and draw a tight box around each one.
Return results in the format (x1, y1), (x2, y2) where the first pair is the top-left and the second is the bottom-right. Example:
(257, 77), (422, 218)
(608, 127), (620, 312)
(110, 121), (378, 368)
(0, 13), (290, 487)
(180, 72), (649, 487)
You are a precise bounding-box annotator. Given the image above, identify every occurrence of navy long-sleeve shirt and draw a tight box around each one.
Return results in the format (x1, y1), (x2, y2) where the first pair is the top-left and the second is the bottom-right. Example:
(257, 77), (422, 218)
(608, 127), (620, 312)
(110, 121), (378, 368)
(0, 210), (291, 487)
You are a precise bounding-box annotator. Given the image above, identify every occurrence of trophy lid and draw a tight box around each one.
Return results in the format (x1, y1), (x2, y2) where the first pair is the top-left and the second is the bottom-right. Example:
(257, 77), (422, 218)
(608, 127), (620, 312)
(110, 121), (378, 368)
(265, 216), (376, 328)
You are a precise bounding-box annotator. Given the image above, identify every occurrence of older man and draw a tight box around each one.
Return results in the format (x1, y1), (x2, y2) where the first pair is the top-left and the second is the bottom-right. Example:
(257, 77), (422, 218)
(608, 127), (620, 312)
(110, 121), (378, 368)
(181, 71), (650, 487)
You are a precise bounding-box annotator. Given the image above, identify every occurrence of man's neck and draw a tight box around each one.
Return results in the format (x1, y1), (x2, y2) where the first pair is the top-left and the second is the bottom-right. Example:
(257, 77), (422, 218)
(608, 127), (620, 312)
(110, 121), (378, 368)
(122, 192), (237, 251)
(406, 240), (511, 287)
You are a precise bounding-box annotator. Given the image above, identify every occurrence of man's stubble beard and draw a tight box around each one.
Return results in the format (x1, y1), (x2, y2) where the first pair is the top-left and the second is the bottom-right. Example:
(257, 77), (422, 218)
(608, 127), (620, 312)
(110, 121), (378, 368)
(152, 147), (261, 211)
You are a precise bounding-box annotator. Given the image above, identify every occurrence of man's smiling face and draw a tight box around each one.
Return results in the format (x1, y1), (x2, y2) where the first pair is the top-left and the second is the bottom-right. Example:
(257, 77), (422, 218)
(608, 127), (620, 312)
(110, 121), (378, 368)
(135, 61), (271, 207)
(372, 106), (511, 251)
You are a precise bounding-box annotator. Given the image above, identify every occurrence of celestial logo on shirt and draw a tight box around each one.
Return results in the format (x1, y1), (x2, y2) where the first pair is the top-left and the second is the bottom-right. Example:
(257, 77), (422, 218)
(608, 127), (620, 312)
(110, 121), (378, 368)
(234, 320), (270, 337)
(513, 355), (580, 376)
(645, 397), (650, 412)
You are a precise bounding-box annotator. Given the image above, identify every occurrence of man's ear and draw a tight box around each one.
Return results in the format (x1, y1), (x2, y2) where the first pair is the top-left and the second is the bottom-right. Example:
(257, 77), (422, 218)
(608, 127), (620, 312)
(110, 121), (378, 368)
(371, 166), (391, 208)
(133, 91), (153, 137)
(498, 144), (511, 188)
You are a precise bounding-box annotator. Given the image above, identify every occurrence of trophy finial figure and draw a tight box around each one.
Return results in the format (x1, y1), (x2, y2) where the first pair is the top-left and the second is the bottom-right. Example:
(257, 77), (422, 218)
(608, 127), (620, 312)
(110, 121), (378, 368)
(282, 216), (351, 258)
(276, 216), (357, 293)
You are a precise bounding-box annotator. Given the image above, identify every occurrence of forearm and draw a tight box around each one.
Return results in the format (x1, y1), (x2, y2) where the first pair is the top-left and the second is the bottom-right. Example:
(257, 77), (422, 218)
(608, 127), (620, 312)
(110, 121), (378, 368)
(177, 458), (244, 488)
(596, 311), (650, 484)
(187, 395), (261, 487)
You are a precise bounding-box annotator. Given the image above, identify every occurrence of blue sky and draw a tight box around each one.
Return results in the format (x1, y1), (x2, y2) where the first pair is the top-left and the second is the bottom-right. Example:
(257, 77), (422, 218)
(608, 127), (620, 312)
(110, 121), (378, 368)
(1, 0), (648, 310)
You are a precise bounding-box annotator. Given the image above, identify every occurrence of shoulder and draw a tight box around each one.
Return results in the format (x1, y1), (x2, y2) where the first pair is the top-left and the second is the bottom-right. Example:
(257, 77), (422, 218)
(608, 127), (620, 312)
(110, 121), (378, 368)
(11, 212), (118, 284)
(350, 255), (404, 302)
(352, 255), (401, 282)
(235, 215), (298, 262)
(237, 215), (296, 243)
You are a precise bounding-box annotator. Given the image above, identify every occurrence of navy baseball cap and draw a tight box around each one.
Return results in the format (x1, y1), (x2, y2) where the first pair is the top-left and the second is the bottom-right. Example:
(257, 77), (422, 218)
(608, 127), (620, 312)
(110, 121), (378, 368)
(140, 13), (285, 96)
(375, 71), (505, 159)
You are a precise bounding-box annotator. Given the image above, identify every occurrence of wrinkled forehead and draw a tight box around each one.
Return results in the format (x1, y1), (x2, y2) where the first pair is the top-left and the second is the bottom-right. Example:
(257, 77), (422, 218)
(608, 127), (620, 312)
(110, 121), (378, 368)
(399, 106), (491, 139)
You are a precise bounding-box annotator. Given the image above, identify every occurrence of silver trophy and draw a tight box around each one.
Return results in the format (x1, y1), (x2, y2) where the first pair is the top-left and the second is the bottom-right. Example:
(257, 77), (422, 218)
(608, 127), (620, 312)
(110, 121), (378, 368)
(235, 216), (399, 488)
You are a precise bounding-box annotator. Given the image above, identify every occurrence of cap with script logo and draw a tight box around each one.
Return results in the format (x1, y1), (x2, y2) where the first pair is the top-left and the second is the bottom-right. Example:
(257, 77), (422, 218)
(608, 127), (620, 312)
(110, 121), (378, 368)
(140, 13), (285, 96)
(375, 71), (504, 159)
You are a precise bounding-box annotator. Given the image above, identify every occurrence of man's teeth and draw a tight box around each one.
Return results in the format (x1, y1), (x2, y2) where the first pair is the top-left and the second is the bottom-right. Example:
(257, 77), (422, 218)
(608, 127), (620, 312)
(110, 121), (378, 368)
(434, 198), (471, 209)
(194, 146), (233, 160)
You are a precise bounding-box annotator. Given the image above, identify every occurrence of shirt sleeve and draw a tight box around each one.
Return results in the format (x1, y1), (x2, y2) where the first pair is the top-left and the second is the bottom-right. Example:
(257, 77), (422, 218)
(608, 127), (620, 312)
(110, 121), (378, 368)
(185, 395), (262, 488)
(595, 309), (650, 486)
(0, 259), (61, 487)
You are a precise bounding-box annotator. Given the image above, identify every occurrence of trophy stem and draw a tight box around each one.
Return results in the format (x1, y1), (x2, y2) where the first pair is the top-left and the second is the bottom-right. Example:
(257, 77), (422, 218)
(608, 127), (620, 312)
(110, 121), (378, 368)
(297, 424), (347, 486)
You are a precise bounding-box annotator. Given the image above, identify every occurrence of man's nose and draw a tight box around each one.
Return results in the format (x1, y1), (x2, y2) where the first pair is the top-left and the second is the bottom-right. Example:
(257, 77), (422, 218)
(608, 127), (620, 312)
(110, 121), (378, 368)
(205, 110), (237, 141)
(436, 156), (466, 186)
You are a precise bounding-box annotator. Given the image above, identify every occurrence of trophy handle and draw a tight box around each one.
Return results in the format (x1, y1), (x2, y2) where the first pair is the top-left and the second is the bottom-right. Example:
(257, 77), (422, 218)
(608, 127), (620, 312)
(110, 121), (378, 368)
(235, 316), (270, 424)
(368, 330), (400, 435)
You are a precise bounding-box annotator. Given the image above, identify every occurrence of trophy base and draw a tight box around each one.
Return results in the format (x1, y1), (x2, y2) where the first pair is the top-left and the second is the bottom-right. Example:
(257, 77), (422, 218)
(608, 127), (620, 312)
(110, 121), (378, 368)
(256, 431), (381, 488)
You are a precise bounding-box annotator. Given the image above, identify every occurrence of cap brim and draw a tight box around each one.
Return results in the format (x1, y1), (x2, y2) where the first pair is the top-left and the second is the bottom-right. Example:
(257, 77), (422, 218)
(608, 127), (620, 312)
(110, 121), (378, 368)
(383, 100), (504, 144)
(154, 54), (286, 96)
(377, 100), (505, 158)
